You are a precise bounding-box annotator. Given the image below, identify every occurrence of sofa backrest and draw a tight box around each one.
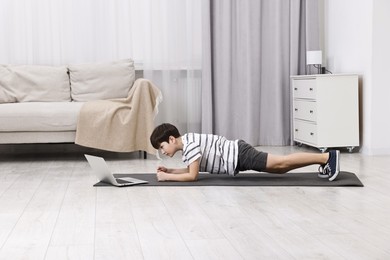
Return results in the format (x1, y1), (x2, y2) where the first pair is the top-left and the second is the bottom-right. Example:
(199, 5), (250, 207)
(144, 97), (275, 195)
(68, 59), (135, 102)
(0, 59), (135, 103)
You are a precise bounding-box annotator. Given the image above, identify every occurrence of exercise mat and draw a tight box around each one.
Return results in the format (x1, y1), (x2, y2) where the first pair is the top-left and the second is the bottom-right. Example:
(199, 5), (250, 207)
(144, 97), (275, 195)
(94, 171), (363, 187)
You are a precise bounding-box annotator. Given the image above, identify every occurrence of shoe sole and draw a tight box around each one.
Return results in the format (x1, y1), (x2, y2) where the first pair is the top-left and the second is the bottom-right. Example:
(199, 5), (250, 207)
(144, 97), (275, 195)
(328, 150), (340, 181)
(317, 173), (329, 179)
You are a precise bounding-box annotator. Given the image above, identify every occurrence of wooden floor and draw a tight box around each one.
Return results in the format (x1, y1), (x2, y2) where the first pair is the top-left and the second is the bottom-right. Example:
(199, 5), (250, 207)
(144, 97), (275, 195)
(0, 144), (390, 260)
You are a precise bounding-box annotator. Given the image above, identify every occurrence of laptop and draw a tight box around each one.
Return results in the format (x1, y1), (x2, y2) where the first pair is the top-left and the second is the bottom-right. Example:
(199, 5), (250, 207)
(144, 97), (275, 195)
(85, 154), (148, 187)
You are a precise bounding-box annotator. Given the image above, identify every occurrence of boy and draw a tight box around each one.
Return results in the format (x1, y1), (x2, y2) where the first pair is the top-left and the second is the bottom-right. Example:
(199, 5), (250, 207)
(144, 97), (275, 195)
(150, 123), (340, 182)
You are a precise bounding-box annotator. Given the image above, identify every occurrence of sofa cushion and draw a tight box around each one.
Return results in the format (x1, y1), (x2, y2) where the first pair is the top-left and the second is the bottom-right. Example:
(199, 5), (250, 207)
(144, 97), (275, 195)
(0, 66), (16, 103)
(0, 64), (71, 103)
(68, 59), (135, 101)
(0, 102), (84, 132)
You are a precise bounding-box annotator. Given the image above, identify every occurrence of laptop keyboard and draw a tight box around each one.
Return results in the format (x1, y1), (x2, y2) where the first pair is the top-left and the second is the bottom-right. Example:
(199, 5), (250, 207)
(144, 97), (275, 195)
(116, 178), (132, 184)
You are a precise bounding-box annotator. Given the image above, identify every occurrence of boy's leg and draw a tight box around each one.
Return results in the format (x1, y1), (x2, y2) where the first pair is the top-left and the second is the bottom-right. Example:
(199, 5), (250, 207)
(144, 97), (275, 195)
(265, 152), (329, 174)
(236, 140), (339, 180)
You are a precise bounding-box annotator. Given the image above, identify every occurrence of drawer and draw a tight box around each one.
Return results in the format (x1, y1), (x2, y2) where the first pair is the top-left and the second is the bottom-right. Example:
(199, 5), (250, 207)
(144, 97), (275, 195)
(293, 120), (317, 144)
(292, 79), (316, 99)
(293, 100), (317, 122)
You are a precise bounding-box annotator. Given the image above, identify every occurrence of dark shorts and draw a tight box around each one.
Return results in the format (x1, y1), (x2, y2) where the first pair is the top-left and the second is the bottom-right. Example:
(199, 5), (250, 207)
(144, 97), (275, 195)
(236, 140), (268, 172)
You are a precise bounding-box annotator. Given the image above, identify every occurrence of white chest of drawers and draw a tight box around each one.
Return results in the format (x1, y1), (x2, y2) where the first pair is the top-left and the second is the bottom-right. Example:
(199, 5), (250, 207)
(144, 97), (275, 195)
(291, 74), (359, 152)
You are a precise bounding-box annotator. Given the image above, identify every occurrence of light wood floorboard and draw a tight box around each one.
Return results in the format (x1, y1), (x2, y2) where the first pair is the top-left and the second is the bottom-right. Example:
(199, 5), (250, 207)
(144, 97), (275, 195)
(0, 145), (390, 259)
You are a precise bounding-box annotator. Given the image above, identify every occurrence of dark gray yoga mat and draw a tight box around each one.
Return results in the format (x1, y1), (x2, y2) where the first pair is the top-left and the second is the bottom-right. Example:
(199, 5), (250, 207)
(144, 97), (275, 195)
(93, 171), (363, 187)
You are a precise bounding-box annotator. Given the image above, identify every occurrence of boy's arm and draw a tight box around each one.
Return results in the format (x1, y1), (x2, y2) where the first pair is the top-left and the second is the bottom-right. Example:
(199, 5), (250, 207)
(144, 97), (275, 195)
(157, 159), (200, 182)
(157, 166), (188, 174)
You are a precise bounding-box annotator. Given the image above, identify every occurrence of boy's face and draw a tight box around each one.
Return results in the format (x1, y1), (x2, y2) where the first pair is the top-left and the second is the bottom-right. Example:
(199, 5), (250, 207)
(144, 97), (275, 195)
(159, 136), (176, 157)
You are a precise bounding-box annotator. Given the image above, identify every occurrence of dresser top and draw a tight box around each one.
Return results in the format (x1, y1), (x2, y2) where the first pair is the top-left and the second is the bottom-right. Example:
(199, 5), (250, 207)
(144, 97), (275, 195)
(290, 74), (358, 79)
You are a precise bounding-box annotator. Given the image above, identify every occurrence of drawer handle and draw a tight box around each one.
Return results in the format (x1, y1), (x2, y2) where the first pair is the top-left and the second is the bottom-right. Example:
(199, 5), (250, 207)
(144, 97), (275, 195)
(310, 132), (314, 136)
(294, 88), (298, 91)
(309, 88), (313, 91)
(295, 108), (298, 111)
(309, 110), (313, 114)
(295, 129), (298, 132)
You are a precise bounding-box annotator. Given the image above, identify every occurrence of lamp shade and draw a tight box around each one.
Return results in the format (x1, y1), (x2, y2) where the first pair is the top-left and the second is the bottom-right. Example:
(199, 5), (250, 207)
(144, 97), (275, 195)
(306, 51), (322, 65)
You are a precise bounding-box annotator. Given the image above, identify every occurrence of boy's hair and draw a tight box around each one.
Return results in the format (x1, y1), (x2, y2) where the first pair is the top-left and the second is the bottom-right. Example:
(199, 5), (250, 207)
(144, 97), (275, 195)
(150, 123), (181, 149)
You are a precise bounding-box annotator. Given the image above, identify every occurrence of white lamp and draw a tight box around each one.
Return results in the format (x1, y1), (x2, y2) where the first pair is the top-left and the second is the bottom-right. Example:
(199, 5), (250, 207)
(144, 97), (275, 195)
(306, 50), (322, 74)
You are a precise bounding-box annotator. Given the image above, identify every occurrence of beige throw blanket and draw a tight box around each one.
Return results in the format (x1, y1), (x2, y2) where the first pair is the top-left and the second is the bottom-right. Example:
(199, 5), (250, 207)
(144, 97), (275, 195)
(75, 78), (162, 154)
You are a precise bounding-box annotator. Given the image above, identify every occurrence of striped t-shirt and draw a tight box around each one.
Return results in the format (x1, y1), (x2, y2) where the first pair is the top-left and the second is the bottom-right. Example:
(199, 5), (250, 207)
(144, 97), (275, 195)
(181, 133), (239, 176)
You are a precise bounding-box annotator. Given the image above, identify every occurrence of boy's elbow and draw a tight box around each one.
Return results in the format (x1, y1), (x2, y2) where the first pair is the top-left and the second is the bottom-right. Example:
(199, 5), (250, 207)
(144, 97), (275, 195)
(188, 175), (198, 182)
(186, 173), (198, 182)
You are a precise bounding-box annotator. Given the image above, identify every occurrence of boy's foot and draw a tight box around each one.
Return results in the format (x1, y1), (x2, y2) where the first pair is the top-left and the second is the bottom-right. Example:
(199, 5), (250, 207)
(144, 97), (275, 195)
(318, 150), (340, 181)
(317, 165), (329, 178)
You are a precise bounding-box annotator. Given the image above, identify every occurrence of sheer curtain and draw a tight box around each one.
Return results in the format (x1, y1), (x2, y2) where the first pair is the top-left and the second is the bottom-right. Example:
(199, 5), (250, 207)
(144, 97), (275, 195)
(140, 1), (202, 133)
(0, 0), (202, 133)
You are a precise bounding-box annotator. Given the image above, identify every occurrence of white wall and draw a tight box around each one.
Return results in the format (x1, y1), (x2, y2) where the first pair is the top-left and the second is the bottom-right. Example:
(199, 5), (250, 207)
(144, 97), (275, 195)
(371, 0), (390, 155)
(324, 0), (390, 155)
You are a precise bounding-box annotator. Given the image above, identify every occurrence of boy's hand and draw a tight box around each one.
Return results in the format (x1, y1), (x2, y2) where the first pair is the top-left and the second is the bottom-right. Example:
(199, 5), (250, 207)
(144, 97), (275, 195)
(156, 170), (168, 181)
(157, 166), (168, 172)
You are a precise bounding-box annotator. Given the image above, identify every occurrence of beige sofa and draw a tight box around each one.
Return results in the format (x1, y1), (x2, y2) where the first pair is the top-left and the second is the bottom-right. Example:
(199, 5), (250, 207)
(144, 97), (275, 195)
(0, 59), (155, 150)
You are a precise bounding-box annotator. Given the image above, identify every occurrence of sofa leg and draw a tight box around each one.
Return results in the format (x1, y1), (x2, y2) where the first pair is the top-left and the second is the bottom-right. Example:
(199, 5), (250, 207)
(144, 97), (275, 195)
(139, 151), (147, 159)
